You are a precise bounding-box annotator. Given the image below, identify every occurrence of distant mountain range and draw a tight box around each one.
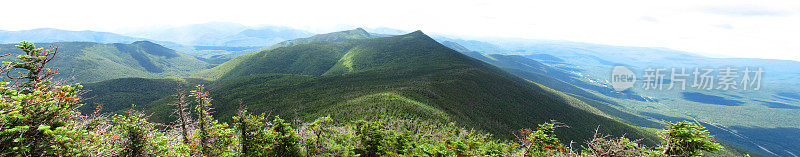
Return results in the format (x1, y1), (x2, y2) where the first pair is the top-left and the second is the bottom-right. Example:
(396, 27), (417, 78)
(0, 28), (149, 44)
(121, 22), (314, 47)
(0, 23), (316, 59)
(0, 41), (210, 82)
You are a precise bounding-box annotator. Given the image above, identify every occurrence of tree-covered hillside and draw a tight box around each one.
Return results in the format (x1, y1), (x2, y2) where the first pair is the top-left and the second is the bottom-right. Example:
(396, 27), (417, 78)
(0, 41), (211, 82)
(463, 39), (800, 156)
(204, 28), (385, 64)
(1, 40), (732, 156)
(86, 30), (658, 145)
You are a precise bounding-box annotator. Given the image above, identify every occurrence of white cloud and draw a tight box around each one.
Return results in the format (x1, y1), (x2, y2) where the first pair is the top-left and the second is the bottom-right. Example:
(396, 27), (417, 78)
(1, 0), (798, 61)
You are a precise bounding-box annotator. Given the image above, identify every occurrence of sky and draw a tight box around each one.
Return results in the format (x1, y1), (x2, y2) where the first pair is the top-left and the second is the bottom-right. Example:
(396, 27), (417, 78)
(1, 0), (799, 61)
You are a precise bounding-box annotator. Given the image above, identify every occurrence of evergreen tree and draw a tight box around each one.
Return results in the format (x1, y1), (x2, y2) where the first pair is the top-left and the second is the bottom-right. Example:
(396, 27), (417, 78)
(659, 121), (723, 156)
(267, 116), (303, 157)
(307, 116), (333, 154)
(189, 85), (234, 156)
(112, 107), (155, 157)
(0, 42), (85, 156)
(516, 121), (569, 156)
(233, 106), (271, 156)
(355, 120), (391, 156)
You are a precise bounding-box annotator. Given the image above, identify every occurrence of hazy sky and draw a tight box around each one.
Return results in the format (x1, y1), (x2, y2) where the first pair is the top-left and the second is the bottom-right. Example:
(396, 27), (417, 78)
(2, 0), (799, 61)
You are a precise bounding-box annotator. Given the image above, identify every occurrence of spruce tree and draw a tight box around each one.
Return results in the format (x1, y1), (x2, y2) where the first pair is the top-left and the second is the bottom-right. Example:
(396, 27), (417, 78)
(0, 42), (85, 156)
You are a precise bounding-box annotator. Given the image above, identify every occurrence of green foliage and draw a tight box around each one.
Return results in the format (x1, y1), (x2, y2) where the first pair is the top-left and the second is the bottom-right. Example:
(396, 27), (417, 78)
(584, 127), (654, 157)
(0, 41), (85, 156)
(519, 122), (567, 156)
(267, 116), (303, 157)
(111, 108), (155, 156)
(189, 85), (235, 156)
(196, 28), (376, 80)
(658, 121), (723, 156)
(354, 120), (392, 156)
(79, 77), (210, 120)
(150, 128), (193, 156)
(305, 116), (334, 155)
(233, 107), (271, 156)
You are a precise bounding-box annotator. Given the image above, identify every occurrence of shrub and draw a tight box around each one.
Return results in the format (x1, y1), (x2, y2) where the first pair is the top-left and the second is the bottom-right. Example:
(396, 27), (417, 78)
(658, 121), (723, 156)
(267, 116), (303, 157)
(232, 106), (271, 156)
(584, 126), (651, 156)
(111, 108), (155, 156)
(189, 85), (234, 156)
(517, 121), (569, 156)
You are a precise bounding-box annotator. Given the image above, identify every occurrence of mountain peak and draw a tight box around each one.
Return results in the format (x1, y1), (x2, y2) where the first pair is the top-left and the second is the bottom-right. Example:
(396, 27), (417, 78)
(131, 40), (156, 45)
(354, 27), (367, 32)
(342, 28), (370, 37)
(397, 30), (435, 42)
(409, 30), (425, 36)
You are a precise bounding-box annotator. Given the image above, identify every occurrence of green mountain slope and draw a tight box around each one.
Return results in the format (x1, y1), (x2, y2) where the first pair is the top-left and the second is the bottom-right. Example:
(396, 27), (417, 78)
(0, 41), (211, 82)
(267, 28), (378, 48)
(85, 30), (655, 144)
(204, 28), (387, 63)
(485, 39), (800, 157)
(440, 40), (755, 156)
(196, 28), (385, 78)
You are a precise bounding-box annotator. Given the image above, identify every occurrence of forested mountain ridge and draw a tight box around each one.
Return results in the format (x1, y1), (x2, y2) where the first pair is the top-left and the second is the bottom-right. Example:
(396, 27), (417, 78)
(203, 28), (386, 64)
(0, 41), (210, 82)
(0, 31), (733, 156)
(86, 30), (656, 144)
